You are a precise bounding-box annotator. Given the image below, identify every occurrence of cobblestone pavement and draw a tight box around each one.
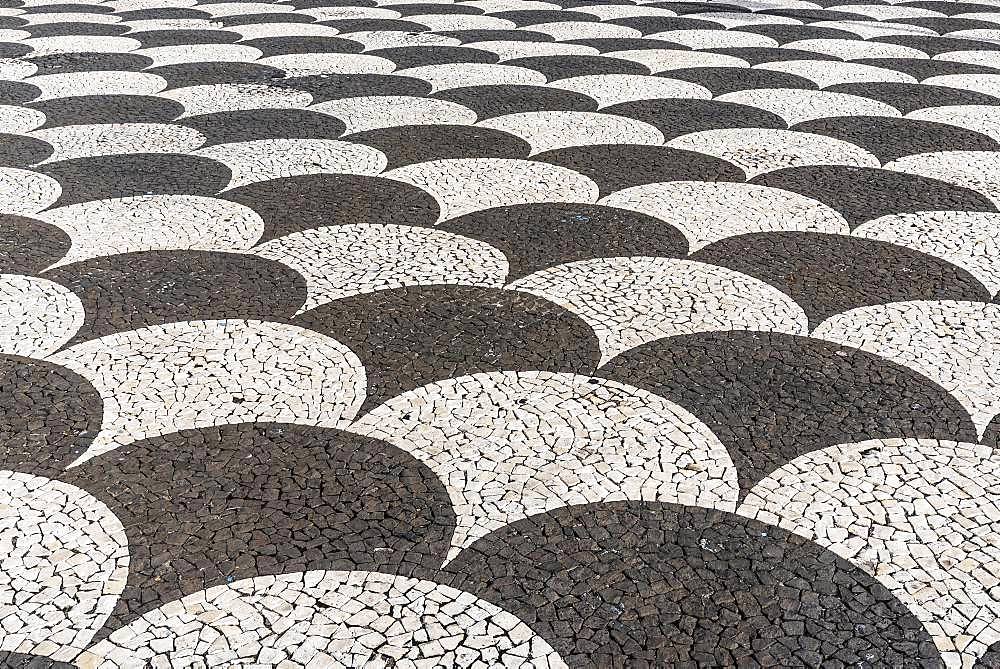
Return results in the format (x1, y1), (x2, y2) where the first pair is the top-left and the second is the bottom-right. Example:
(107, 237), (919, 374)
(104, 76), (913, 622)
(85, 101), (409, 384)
(1, 0), (1000, 665)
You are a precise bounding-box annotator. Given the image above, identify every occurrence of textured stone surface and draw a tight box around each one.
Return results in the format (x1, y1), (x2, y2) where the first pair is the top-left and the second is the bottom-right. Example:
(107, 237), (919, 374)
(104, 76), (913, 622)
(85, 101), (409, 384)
(1, 0), (999, 664)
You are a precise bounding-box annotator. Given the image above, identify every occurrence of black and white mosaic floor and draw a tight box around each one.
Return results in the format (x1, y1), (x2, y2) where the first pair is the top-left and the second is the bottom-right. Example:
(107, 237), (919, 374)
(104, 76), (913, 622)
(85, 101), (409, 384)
(1, 0), (1000, 665)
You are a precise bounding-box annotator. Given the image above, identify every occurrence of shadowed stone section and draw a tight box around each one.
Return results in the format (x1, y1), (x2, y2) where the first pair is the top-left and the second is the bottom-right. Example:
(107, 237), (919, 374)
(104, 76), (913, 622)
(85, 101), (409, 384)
(44, 251), (308, 343)
(793, 116), (1000, 164)
(729, 24), (857, 43)
(272, 74), (432, 103)
(492, 9), (598, 25)
(0, 216), (69, 274)
(29, 95), (184, 128)
(568, 38), (686, 52)
(287, 0), (377, 7)
(604, 99), (786, 139)
(116, 8), (210, 19)
(856, 58), (1000, 81)
(63, 423), (456, 634)
(710, 47), (840, 67)
(294, 285), (601, 410)
(436, 29), (553, 43)
(126, 29), (242, 49)
(178, 109), (347, 146)
(0, 81), (40, 105)
(0, 134), (52, 167)
(318, 19), (433, 32)
(224, 174), (439, 243)
(665, 66), (818, 96)
(900, 17), (999, 33)
(222, 12), (316, 26)
(37, 154), (231, 206)
(241, 36), (365, 57)
(535, 145), (744, 195)
(610, 15), (719, 33)
(0, 44), (31, 60)
(441, 202), (688, 279)
(433, 84), (598, 119)
(439, 501), (942, 668)
(902, 1), (1000, 15)
(976, 640), (1000, 668)
(693, 232), (991, 328)
(638, 1), (741, 11)
(23, 3), (113, 12)
(23, 23), (128, 39)
(391, 2), (482, 14)
(506, 55), (649, 79)
(348, 124), (531, 169)
(875, 35), (1000, 58)
(0, 653), (76, 669)
(599, 332), (977, 495)
(367, 45), (497, 68)
(392, 3), (483, 14)
(145, 62), (287, 89)
(0, 355), (102, 477)
(827, 82), (1000, 114)
(751, 166), (998, 228)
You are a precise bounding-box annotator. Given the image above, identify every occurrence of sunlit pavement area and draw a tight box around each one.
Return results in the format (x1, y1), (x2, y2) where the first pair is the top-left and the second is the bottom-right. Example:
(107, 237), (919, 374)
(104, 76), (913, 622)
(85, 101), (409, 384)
(2, 0), (1000, 665)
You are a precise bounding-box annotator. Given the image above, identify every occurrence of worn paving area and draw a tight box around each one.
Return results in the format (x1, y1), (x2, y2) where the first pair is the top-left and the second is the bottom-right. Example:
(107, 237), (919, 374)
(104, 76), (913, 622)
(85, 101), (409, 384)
(1, 0), (1000, 666)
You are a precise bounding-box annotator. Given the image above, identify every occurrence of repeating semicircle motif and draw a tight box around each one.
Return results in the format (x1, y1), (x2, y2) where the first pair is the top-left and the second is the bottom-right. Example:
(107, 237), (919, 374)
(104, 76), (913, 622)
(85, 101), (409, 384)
(1, 0), (1000, 665)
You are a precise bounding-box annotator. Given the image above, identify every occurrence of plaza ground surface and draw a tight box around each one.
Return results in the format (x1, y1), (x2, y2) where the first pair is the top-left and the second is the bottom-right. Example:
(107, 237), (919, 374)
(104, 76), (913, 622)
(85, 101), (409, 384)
(1, 0), (1000, 665)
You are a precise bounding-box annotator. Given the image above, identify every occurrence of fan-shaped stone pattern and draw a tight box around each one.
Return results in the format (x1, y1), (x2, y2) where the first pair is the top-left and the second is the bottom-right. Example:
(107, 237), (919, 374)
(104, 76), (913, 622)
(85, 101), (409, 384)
(603, 98), (786, 139)
(432, 83), (599, 118)
(740, 439), (1000, 667)
(347, 123), (532, 169)
(853, 211), (1000, 297)
(367, 44), (497, 68)
(603, 180), (849, 253)
(352, 371), (737, 560)
(692, 232), (991, 328)
(274, 73), (433, 104)
(827, 81), (1000, 114)
(176, 108), (347, 147)
(61, 423), (456, 633)
(751, 166), (999, 227)
(294, 285), (601, 409)
(384, 158), (599, 223)
(0, 215), (69, 275)
(80, 571), (567, 668)
(0, 133), (52, 167)
(599, 331), (977, 495)
(36, 153), (231, 206)
(37, 195), (264, 267)
(254, 223), (508, 311)
(0, 355), (102, 477)
(815, 301), (1000, 438)
(145, 61), (287, 89)
(27, 95), (183, 128)
(43, 251), (308, 343)
(440, 202), (688, 279)
(534, 144), (744, 195)
(664, 65), (819, 95)
(223, 174), (440, 243)
(49, 320), (366, 461)
(0, 472), (129, 662)
(0, 168), (60, 215)
(441, 501), (941, 667)
(0, 274), (83, 358)
(792, 115), (1000, 164)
